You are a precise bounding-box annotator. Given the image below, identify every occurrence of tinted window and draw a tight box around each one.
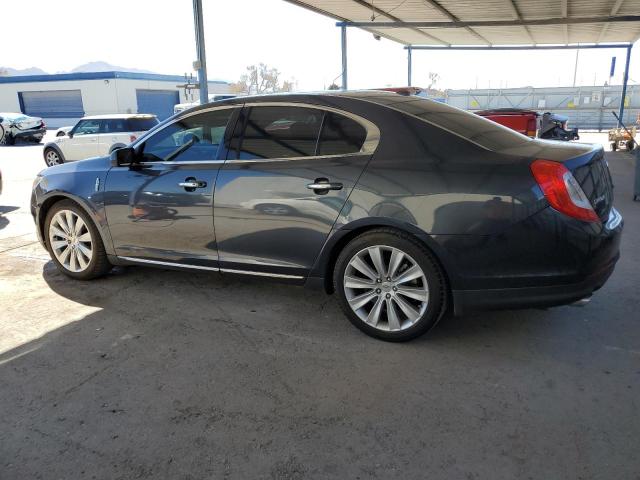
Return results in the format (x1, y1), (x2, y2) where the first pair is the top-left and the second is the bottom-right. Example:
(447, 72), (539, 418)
(140, 109), (234, 162)
(233, 106), (323, 160)
(127, 117), (159, 132)
(73, 119), (101, 135)
(318, 112), (366, 155)
(367, 95), (530, 150)
(101, 119), (127, 133)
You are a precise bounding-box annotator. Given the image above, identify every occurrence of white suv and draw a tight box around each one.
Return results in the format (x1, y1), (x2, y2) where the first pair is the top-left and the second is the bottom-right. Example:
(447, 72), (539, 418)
(43, 114), (159, 166)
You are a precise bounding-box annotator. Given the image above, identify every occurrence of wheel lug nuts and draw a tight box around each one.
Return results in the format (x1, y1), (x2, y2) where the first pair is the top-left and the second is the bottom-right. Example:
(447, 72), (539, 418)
(385, 293), (391, 299)
(376, 279), (381, 283)
(393, 287), (397, 291)
(376, 289), (381, 294)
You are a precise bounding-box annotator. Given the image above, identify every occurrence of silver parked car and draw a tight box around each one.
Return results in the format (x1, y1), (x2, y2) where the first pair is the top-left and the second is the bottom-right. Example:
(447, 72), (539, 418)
(0, 112), (46, 145)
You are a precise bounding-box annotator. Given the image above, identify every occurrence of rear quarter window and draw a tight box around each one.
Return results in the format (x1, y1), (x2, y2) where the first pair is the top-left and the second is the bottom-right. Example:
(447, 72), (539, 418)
(318, 112), (366, 156)
(127, 117), (159, 132)
(367, 95), (531, 151)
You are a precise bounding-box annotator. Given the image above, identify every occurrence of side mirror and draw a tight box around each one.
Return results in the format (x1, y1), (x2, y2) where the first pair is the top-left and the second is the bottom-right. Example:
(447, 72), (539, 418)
(67, 132), (73, 138)
(111, 146), (137, 167)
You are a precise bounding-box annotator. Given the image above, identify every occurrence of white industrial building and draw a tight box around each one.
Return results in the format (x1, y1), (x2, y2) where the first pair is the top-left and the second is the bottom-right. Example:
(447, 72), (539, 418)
(0, 71), (231, 127)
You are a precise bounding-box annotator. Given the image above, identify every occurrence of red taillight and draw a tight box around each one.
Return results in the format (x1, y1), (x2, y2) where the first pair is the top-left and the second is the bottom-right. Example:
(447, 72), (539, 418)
(129, 135), (137, 143)
(530, 159), (599, 222)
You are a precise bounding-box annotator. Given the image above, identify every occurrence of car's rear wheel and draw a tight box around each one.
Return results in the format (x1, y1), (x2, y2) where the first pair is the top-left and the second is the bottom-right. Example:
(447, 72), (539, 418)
(45, 200), (111, 280)
(334, 229), (446, 342)
(44, 148), (63, 167)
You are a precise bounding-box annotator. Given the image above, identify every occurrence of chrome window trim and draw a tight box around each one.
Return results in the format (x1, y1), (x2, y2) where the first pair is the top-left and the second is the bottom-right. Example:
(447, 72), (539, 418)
(137, 160), (226, 166)
(126, 101), (380, 167)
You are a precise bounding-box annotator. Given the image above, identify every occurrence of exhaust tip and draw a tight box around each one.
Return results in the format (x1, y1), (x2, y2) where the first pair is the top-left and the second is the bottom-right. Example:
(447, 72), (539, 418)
(571, 296), (592, 307)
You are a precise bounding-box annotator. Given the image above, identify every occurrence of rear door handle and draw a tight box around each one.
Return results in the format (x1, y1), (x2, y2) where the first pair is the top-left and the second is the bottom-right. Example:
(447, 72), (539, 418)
(306, 178), (343, 193)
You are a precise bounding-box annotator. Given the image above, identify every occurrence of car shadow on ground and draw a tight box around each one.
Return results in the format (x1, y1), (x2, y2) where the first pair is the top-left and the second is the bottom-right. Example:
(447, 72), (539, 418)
(1, 151), (638, 478)
(1, 255), (636, 478)
(0, 260), (566, 478)
(0, 205), (19, 230)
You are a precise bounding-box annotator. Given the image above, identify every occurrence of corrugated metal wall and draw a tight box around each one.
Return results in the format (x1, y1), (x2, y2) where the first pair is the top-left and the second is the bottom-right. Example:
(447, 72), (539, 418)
(445, 85), (640, 130)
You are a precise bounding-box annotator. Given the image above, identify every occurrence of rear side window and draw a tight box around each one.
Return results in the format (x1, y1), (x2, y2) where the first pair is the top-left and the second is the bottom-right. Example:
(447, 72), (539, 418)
(233, 106), (323, 160)
(318, 112), (366, 155)
(127, 117), (159, 132)
(101, 119), (127, 133)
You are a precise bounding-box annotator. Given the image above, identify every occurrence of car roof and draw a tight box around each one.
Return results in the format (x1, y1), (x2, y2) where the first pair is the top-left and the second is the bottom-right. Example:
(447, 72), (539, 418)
(181, 90), (401, 113)
(80, 114), (157, 120)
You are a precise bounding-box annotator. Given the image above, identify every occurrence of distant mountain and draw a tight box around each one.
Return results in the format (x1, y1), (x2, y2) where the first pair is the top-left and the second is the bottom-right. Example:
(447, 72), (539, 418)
(0, 62), (157, 77)
(70, 62), (156, 74)
(0, 66), (48, 76)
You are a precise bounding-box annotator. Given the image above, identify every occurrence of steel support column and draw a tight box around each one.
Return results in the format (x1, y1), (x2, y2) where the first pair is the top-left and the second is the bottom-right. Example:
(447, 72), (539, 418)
(192, 0), (208, 105)
(341, 25), (348, 90)
(407, 46), (412, 86)
(618, 44), (632, 127)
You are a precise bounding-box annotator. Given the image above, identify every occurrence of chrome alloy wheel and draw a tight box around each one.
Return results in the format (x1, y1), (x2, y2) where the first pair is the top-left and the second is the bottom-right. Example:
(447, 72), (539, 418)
(45, 149), (61, 166)
(48, 210), (93, 273)
(343, 245), (429, 331)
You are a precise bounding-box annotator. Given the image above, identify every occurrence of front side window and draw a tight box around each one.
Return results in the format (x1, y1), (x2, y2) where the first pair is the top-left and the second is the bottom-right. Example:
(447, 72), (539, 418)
(73, 119), (101, 136)
(232, 106), (323, 160)
(139, 108), (235, 162)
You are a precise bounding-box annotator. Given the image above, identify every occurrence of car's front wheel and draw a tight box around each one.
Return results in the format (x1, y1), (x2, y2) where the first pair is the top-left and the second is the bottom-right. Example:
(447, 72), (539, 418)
(44, 148), (63, 167)
(45, 200), (111, 280)
(334, 229), (446, 342)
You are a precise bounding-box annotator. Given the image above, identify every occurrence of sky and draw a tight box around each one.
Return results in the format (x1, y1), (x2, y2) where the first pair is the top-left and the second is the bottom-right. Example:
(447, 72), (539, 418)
(2, 0), (639, 91)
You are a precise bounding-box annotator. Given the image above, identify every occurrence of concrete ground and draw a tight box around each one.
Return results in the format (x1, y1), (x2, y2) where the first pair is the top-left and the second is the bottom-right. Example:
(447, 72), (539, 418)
(0, 132), (639, 479)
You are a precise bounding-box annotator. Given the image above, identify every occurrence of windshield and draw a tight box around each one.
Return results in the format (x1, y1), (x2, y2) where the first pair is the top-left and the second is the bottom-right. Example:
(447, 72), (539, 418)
(365, 95), (531, 151)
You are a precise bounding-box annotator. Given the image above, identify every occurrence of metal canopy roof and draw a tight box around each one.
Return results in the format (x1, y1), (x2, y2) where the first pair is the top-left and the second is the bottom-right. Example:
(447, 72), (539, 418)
(285, 0), (640, 46)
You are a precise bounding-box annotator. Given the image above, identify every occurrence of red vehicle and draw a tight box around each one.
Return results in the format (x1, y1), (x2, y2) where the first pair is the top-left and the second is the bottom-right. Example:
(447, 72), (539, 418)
(475, 108), (540, 138)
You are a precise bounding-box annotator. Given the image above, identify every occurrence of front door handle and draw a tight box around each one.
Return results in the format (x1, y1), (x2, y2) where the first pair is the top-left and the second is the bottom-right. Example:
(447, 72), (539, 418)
(306, 178), (343, 194)
(179, 177), (207, 191)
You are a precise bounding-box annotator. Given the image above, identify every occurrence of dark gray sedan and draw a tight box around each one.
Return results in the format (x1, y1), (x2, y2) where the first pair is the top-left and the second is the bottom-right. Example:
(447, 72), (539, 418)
(31, 92), (622, 341)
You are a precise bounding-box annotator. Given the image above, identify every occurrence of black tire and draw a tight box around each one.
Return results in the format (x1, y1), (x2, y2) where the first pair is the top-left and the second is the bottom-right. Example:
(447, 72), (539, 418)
(627, 140), (635, 151)
(333, 228), (446, 342)
(5, 133), (15, 146)
(611, 142), (618, 151)
(44, 200), (112, 280)
(44, 147), (64, 167)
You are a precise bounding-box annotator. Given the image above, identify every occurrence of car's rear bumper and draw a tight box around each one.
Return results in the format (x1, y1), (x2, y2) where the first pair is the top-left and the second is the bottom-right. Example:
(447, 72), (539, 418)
(451, 252), (617, 314)
(14, 127), (46, 140)
(451, 207), (623, 315)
